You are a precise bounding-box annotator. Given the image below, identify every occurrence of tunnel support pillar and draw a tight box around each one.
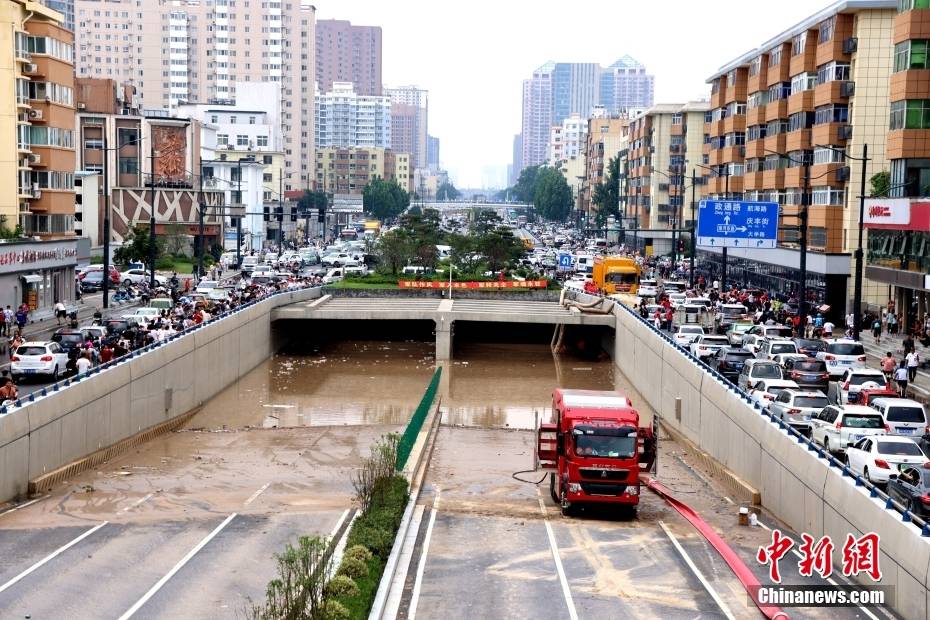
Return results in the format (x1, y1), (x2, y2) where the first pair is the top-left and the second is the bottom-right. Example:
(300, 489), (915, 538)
(435, 317), (452, 361)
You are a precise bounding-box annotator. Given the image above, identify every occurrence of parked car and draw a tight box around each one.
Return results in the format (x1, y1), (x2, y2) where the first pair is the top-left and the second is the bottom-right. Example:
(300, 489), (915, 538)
(102, 318), (138, 336)
(708, 348), (755, 382)
(737, 359), (784, 391)
(750, 379), (800, 408)
(784, 358), (831, 391)
(673, 325), (705, 348)
(50, 328), (88, 355)
(827, 368), (888, 405)
(78, 264), (121, 285)
(817, 339), (868, 378)
(689, 335), (730, 360)
(869, 398), (928, 438)
(886, 465), (930, 515)
(745, 324), (794, 340)
(195, 279), (220, 294)
(725, 321), (754, 346)
(10, 341), (69, 382)
(79, 325), (108, 343)
(756, 339), (800, 361)
(794, 338), (827, 358)
(322, 268), (344, 284)
(846, 437), (927, 484)
(79, 270), (105, 292)
(637, 279), (659, 299)
(811, 405), (887, 455)
(122, 269), (167, 286)
(768, 389), (830, 433)
(771, 352), (809, 369)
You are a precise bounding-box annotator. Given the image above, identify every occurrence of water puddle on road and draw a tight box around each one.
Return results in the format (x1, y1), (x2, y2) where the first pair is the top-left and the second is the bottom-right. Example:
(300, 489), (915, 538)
(185, 341), (614, 430)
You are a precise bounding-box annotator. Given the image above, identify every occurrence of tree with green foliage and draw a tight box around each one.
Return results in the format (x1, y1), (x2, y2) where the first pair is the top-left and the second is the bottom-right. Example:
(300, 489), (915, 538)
(0, 216), (23, 239)
(363, 177), (409, 222)
(477, 225), (526, 272)
(114, 224), (163, 267)
(436, 181), (461, 201)
(470, 209), (503, 236)
(376, 229), (413, 276)
(297, 189), (329, 215)
(513, 165), (541, 203)
(399, 208), (441, 270)
(533, 167), (573, 221)
(593, 156), (621, 228)
(870, 170), (890, 197)
(447, 233), (483, 274)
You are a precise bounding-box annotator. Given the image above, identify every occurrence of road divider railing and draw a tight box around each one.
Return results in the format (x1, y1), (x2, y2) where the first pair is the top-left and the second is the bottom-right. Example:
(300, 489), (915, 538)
(396, 366), (442, 472)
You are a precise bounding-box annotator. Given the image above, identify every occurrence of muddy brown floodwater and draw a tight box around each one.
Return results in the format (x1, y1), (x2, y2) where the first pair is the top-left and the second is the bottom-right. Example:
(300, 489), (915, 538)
(185, 340), (614, 431)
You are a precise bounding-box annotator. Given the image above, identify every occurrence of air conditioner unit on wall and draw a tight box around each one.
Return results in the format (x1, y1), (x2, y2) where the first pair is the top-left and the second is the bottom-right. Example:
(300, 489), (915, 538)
(839, 125), (853, 140)
(843, 37), (858, 54)
(23, 63), (37, 73)
(28, 109), (42, 120)
(841, 81), (856, 98)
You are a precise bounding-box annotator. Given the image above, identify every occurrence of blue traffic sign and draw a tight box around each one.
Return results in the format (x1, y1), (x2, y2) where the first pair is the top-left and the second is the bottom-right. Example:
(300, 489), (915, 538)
(557, 253), (574, 271)
(696, 200), (779, 249)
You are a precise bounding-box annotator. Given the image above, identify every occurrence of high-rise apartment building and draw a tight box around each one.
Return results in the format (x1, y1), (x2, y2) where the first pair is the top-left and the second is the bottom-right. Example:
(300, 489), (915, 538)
(427, 135), (439, 170)
(548, 114), (587, 165)
(704, 0), (895, 318)
(598, 56), (655, 113)
(510, 134), (523, 185)
(625, 102), (709, 255)
(4, 1), (76, 238)
(315, 19), (382, 96)
(579, 114), (629, 215)
(315, 147), (411, 194)
(43, 0), (74, 31)
(386, 85), (428, 169)
(73, 0), (316, 192)
(315, 82), (391, 149)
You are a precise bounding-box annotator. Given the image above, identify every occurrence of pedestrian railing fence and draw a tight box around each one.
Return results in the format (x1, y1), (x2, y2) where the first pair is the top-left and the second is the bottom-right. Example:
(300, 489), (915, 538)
(396, 366), (442, 471)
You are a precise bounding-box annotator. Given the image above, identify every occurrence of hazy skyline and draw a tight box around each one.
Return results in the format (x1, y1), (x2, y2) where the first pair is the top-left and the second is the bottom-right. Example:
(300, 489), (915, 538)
(317, 0), (825, 187)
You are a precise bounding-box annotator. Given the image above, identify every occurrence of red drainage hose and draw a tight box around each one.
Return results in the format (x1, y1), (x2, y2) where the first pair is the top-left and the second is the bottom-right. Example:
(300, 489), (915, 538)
(646, 478), (788, 620)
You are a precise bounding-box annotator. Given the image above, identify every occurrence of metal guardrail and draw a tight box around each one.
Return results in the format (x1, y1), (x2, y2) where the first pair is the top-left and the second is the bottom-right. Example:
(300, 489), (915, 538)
(568, 287), (930, 535)
(396, 366), (442, 471)
(0, 285), (320, 416)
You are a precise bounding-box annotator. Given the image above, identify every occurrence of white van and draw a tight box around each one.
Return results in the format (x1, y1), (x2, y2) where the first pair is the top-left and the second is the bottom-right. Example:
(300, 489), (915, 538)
(574, 254), (595, 275)
(322, 268), (344, 284)
(240, 256), (259, 275)
(870, 398), (928, 437)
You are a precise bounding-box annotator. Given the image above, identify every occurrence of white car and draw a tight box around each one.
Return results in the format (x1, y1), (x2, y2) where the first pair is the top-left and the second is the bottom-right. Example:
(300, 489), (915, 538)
(846, 436), (927, 484)
(767, 388), (829, 432)
(11, 341), (70, 381)
(771, 352), (809, 368)
(690, 335), (730, 360)
(667, 292), (687, 308)
(741, 333), (767, 355)
(811, 405), (887, 455)
(817, 339), (867, 378)
(322, 268), (344, 284)
(829, 368), (888, 405)
(122, 307), (162, 325)
(195, 279), (219, 294)
(869, 398), (928, 437)
(673, 325), (705, 348)
(322, 252), (359, 267)
(638, 279), (659, 298)
(749, 379), (800, 407)
(121, 268), (167, 286)
(756, 338), (800, 361)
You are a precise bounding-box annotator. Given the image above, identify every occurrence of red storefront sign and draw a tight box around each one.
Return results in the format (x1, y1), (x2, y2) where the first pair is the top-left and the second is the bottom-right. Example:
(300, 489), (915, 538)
(398, 280), (548, 289)
(863, 199), (930, 230)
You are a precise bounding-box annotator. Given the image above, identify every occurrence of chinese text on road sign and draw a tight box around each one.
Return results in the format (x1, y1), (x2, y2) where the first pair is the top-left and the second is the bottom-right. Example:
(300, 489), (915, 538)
(696, 200), (779, 249)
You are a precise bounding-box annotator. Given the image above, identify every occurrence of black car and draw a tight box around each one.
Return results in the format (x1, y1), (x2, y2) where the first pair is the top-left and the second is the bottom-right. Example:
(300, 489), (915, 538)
(709, 348), (755, 382)
(103, 318), (138, 336)
(794, 338), (826, 358)
(80, 271), (105, 292)
(887, 466), (930, 515)
(51, 328), (87, 354)
(784, 358), (830, 391)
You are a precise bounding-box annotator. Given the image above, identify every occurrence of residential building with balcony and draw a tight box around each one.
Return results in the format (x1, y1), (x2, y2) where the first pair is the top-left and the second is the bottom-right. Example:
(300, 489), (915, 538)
(315, 147), (412, 196)
(548, 113), (587, 166)
(315, 82), (391, 150)
(624, 102), (709, 255)
(580, 112), (630, 217)
(703, 0), (895, 319)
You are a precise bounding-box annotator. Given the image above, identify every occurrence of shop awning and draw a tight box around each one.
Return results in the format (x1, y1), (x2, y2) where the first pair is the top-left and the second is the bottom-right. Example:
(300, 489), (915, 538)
(20, 274), (42, 284)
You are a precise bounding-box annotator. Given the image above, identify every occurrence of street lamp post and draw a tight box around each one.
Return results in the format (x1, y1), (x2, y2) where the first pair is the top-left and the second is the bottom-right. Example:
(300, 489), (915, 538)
(148, 139), (157, 290)
(101, 131), (112, 308)
(197, 164), (205, 279)
(690, 169), (697, 289)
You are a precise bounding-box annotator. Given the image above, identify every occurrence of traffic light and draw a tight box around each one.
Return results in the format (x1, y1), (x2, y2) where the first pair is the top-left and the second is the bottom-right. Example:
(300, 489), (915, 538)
(317, 207), (325, 223)
(263, 206), (270, 222)
(678, 238), (686, 255)
(275, 204), (283, 221)
(289, 205), (298, 222)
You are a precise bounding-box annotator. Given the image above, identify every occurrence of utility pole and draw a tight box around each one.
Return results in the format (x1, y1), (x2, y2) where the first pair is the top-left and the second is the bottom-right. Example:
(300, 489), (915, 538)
(690, 169), (696, 289)
(721, 168), (730, 291)
(278, 169), (284, 250)
(235, 158), (242, 268)
(101, 130), (111, 308)
(799, 161), (810, 328)
(197, 164), (205, 279)
(852, 143), (869, 341)
(148, 138), (156, 290)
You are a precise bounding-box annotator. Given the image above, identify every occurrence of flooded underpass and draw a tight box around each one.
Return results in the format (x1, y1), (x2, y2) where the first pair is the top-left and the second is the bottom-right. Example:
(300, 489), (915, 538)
(0, 331), (897, 619)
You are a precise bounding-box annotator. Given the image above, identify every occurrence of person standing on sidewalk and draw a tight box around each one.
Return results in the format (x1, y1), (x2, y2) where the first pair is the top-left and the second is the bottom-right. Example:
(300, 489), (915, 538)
(53, 300), (66, 326)
(895, 360), (910, 397)
(882, 352), (897, 384)
(907, 349), (921, 382)
(872, 316), (882, 343)
(5, 306), (15, 336)
(903, 333), (915, 356)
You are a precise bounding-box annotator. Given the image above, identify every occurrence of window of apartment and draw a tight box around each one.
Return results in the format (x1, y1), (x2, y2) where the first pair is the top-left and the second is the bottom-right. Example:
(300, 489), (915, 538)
(257, 135), (268, 147)
(747, 90), (769, 109)
(769, 46), (783, 67)
(814, 104), (849, 124)
(210, 114), (218, 123)
(819, 16), (836, 44)
(118, 127), (139, 147)
(763, 154), (788, 170)
(890, 157), (930, 196)
(724, 132), (746, 146)
(262, 173), (273, 183)
(812, 186), (845, 205)
(29, 170), (74, 189)
(813, 146), (846, 164)
(249, 115), (256, 124)
(727, 70), (737, 87)
(766, 118), (789, 136)
(710, 78), (720, 95)
(767, 82), (791, 102)
(711, 107), (728, 122)
(788, 111), (815, 132)
(749, 56), (762, 77)
(747, 125), (768, 141)
(726, 101), (746, 116)
(229, 115), (237, 124)
(790, 72), (817, 94)
(728, 163), (745, 177)
(671, 113), (682, 125)
(704, 110), (713, 123)
(786, 150), (812, 167)
(263, 155), (273, 164)
(816, 61), (850, 84)
(27, 81), (73, 105)
(894, 40), (930, 71)
(118, 157), (138, 174)
(890, 100), (930, 129)
(30, 127), (74, 148)
(792, 33), (807, 57)
(236, 134), (248, 146)
(747, 158), (763, 172)
(784, 188), (805, 205)
(898, 0), (930, 12)
(84, 137), (103, 149)
(217, 133), (229, 144)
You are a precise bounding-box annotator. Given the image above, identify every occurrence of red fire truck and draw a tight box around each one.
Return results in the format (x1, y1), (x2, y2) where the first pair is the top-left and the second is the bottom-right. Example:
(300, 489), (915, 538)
(538, 389), (656, 516)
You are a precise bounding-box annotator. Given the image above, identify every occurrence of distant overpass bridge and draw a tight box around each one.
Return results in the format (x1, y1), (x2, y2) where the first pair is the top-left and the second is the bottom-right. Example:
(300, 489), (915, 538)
(271, 295), (613, 359)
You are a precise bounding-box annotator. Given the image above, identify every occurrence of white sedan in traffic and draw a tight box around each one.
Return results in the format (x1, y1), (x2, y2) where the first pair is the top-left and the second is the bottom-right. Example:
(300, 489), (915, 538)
(845, 436), (927, 484)
(121, 268), (167, 286)
(11, 341), (70, 381)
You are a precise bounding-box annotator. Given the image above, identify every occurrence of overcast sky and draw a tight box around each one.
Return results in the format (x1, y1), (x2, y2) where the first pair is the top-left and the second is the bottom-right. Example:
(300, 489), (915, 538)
(316, 0), (821, 188)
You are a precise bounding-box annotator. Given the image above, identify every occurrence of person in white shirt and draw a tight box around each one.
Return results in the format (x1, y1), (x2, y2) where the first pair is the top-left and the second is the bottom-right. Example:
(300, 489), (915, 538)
(906, 350), (921, 382)
(75, 353), (92, 375)
(822, 320), (835, 337)
(894, 362), (910, 397)
(54, 300), (66, 326)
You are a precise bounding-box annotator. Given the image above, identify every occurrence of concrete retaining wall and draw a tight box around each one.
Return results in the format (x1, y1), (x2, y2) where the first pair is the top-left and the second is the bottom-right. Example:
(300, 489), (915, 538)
(324, 287), (560, 301)
(609, 297), (930, 619)
(0, 287), (321, 503)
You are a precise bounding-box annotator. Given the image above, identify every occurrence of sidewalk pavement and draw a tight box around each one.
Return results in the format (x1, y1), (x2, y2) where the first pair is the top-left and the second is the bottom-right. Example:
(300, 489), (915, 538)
(856, 331), (930, 400)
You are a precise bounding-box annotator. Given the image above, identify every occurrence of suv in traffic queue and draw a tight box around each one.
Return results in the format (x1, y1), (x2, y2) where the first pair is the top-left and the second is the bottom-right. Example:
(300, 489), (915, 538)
(708, 347), (755, 382)
(768, 389), (830, 434)
(689, 335), (730, 360)
(756, 338), (800, 361)
(749, 379), (800, 408)
(51, 328), (87, 355)
(810, 405), (887, 455)
(784, 358), (830, 391)
(828, 368), (888, 405)
(817, 339), (867, 378)
(869, 398), (928, 438)
(737, 359), (784, 391)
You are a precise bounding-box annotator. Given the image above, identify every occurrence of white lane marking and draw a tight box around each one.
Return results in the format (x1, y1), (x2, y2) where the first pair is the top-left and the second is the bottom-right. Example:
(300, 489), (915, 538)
(536, 493), (579, 620)
(659, 520), (736, 620)
(753, 516), (882, 620)
(409, 488), (441, 620)
(244, 483), (271, 506)
(0, 521), (108, 594)
(0, 497), (42, 517)
(327, 508), (357, 581)
(118, 513), (237, 620)
(722, 496), (735, 505)
(121, 493), (154, 513)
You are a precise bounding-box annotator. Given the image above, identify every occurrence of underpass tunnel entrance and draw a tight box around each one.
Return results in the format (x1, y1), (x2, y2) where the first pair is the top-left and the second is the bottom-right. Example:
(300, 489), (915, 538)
(273, 319), (437, 355)
(452, 321), (613, 361)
